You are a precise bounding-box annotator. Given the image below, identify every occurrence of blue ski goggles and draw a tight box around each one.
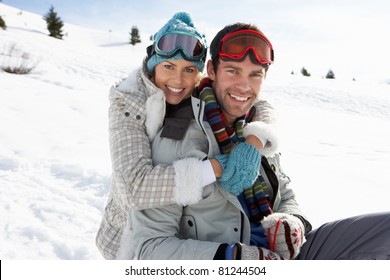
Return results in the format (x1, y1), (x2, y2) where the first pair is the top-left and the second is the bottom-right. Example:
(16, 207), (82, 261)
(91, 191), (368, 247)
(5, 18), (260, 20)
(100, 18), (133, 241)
(153, 31), (207, 62)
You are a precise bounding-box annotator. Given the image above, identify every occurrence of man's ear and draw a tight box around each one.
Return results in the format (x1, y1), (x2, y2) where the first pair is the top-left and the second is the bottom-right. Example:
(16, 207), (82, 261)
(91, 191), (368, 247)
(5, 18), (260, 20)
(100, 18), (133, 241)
(206, 60), (215, 81)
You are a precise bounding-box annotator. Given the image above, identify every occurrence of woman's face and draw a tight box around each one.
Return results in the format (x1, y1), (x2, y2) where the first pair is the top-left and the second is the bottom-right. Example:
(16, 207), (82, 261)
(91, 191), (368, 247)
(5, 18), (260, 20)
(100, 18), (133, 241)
(154, 60), (200, 105)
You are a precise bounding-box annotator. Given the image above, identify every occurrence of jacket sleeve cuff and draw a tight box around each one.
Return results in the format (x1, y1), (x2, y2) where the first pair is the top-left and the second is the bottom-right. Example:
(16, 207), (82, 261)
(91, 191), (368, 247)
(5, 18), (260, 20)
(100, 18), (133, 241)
(243, 121), (279, 157)
(200, 160), (216, 187)
(145, 92), (165, 141)
(172, 157), (204, 206)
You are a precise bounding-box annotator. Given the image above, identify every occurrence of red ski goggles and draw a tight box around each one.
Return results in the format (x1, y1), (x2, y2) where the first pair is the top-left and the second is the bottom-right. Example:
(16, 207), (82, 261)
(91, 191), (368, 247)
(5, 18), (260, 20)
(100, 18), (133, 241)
(154, 31), (207, 62)
(219, 30), (274, 65)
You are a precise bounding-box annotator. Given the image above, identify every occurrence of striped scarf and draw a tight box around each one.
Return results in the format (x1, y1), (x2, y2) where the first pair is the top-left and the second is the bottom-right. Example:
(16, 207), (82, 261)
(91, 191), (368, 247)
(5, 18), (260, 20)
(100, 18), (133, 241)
(198, 78), (273, 223)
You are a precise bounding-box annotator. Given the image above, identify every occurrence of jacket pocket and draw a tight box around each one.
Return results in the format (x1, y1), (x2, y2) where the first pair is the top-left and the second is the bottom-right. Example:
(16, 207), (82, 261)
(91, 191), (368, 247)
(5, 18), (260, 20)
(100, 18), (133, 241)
(178, 215), (197, 239)
(105, 197), (126, 228)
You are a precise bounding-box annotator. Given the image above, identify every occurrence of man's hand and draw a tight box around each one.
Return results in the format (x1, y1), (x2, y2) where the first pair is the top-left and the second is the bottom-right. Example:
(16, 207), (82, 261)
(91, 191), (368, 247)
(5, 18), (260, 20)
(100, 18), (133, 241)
(240, 244), (284, 260)
(261, 213), (305, 259)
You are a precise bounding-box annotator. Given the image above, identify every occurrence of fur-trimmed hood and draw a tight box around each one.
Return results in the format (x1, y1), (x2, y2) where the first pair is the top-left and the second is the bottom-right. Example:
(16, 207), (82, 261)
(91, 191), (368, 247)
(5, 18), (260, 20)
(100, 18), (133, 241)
(115, 66), (166, 141)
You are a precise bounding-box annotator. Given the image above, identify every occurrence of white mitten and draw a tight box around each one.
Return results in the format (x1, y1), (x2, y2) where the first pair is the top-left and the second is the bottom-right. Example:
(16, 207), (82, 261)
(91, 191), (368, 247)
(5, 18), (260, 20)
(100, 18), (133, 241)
(261, 213), (305, 259)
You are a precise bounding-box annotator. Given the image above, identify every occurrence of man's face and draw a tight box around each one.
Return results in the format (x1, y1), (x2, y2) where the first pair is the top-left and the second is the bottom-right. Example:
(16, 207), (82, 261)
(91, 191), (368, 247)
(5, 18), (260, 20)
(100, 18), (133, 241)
(207, 55), (266, 125)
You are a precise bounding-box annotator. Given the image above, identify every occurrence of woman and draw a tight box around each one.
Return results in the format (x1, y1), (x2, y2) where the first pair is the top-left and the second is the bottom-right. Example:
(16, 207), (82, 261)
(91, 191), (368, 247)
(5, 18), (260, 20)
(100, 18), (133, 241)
(96, 12), (277, 260)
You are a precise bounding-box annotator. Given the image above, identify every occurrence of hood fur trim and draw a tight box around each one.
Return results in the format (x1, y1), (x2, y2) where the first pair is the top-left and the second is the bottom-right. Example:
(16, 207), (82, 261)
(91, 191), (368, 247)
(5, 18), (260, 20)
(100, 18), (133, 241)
(172, 157), (204, 206)
(145, 91), (166, 141)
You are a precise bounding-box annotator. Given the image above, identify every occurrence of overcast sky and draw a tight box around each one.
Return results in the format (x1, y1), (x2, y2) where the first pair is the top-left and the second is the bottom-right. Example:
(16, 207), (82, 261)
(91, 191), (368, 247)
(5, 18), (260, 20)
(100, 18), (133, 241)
(3, 0), (390, 81)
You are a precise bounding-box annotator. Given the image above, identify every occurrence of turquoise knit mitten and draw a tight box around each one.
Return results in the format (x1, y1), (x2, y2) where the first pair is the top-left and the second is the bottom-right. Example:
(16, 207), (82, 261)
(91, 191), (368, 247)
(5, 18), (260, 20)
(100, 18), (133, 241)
(215, 143), (261, 195)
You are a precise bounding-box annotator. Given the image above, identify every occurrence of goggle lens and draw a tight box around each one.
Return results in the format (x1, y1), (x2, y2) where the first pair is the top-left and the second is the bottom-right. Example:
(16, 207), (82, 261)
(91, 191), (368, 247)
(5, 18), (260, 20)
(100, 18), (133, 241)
(219, 30), (274, 65)
(156, 33), (206, 61)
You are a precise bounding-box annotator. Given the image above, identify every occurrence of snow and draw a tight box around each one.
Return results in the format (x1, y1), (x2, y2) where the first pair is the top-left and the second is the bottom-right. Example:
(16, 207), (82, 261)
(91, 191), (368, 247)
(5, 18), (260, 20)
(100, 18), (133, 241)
(1, 3), (389, 260)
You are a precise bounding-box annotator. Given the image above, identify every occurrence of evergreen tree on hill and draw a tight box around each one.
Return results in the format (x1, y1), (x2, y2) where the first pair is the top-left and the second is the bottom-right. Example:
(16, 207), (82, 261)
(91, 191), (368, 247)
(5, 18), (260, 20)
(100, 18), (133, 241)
(326, 69), (335, 79)
(301, 67), (311, 77)
(43, 6), (64, 39)
(130, 26), (141, 45)
(0, 15), (6, 30)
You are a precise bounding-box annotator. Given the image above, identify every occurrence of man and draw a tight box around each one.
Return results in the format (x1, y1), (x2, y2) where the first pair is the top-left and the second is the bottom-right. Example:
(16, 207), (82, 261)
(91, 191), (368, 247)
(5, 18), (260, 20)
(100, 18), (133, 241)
(126, 23), (311, 260)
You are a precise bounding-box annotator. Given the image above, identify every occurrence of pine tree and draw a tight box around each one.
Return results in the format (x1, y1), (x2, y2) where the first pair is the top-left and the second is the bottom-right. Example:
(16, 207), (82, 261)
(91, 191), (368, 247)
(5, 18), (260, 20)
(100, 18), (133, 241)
(0, 15), (6, 30)
(325, 69), (335, 79)
(43, 6), (64, 39)
(130, 26), (141, 45)
(301, 67), (311, 77)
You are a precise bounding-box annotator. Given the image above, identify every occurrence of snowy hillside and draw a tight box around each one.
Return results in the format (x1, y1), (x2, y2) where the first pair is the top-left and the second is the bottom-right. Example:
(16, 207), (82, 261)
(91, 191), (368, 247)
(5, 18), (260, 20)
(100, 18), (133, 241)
(1, 3), (389, 260)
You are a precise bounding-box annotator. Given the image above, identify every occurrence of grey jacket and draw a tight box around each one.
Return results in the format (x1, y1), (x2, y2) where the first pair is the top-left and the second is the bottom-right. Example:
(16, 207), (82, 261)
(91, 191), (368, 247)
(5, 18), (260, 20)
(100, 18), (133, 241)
(96, 66), (280, 260)
(127, 95), (310, 259)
